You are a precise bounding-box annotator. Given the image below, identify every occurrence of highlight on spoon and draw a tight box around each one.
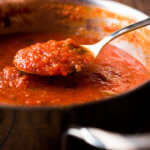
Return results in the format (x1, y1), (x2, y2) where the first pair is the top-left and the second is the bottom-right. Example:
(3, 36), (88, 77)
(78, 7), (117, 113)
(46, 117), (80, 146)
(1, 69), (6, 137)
(82, 17), (150, 57)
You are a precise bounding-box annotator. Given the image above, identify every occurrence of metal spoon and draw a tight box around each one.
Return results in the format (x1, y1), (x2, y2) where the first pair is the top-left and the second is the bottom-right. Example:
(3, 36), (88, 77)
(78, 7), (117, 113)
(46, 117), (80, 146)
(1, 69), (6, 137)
(13, 17), (150, 76)
(81, 17), (150, 58)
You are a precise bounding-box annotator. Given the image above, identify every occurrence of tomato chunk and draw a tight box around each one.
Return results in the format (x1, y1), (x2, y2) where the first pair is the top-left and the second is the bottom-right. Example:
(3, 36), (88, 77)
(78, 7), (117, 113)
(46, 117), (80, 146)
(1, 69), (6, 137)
(0, 67), (29, 89)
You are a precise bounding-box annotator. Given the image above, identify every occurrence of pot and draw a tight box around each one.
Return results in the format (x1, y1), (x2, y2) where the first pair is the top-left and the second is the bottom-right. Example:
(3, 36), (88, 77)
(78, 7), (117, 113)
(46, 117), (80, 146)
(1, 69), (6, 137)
(0, 0), (150, 149)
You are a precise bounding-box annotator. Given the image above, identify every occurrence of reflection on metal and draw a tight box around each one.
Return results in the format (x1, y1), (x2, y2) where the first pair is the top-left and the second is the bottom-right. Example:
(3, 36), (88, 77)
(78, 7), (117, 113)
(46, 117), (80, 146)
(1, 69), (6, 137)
(64, 127), (150, 150)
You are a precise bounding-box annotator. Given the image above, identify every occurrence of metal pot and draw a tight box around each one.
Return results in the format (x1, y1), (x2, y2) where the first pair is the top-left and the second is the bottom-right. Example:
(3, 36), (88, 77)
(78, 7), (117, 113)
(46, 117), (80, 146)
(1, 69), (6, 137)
(0, 0), (150, 149)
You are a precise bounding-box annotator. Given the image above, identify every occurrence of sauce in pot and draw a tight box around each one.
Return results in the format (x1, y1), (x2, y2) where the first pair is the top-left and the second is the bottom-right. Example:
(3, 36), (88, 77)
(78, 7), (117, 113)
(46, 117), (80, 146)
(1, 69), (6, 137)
(0, 33), (149, 106)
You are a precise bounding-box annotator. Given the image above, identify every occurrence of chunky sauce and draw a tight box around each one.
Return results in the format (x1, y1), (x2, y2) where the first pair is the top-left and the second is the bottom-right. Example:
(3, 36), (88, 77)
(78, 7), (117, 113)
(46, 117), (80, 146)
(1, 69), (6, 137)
(0, 33), (149, 106)
(14, 38), (93, 76)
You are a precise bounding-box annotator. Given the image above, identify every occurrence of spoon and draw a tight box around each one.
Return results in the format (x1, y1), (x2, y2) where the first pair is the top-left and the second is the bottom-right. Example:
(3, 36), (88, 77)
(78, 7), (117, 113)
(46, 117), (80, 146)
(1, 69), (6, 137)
(82, 17), (150, 57)
(14, 17), (150, 76)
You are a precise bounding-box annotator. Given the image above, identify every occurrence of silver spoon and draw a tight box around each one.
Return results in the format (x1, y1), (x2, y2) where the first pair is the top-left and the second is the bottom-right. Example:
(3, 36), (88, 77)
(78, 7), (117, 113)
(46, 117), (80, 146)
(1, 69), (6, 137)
(81, 17), (150, 57)
(13, 17), (150, 76)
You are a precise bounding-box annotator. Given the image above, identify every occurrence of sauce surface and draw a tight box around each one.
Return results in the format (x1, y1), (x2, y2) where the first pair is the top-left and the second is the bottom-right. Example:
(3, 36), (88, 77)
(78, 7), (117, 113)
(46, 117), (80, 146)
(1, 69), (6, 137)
(14, 38), (93, 76)
(0, 33), (149, 106)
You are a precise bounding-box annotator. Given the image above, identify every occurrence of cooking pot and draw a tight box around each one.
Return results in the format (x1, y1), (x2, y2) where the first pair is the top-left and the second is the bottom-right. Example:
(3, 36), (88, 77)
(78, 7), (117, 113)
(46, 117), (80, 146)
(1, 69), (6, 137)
(0, 0), (150, 149)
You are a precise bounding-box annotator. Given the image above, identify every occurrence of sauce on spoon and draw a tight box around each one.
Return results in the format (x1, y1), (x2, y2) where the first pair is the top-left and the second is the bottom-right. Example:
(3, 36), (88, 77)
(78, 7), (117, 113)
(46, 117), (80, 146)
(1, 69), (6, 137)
(13, 38), (94, 76)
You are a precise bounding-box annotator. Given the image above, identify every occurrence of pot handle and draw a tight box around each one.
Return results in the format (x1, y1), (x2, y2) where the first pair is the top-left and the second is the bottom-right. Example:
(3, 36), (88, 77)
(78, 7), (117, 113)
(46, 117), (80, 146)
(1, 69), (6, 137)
(63, 127), (150, 150)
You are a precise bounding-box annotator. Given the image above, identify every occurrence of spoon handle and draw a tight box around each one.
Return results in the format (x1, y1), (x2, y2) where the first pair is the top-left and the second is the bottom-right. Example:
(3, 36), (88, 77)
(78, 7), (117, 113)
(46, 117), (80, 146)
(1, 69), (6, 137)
(93, 17), (150, 57)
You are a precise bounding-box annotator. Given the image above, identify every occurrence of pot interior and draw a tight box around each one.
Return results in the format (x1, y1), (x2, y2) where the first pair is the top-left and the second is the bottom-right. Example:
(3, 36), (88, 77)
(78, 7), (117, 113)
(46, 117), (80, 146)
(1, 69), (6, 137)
(0, 0), (149, 107)
(0, 0), (149, 69)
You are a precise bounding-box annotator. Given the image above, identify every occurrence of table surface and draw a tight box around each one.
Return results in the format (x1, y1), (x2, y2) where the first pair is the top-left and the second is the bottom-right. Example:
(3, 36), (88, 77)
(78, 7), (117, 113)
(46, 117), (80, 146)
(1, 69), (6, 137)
(116, 0), (150, 16)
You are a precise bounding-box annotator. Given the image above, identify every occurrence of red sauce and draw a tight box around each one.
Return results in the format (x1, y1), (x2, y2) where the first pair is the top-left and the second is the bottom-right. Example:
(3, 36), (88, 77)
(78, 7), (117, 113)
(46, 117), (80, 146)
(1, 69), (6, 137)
(13, 38), (93, 76)
(0, 33), (149, 106)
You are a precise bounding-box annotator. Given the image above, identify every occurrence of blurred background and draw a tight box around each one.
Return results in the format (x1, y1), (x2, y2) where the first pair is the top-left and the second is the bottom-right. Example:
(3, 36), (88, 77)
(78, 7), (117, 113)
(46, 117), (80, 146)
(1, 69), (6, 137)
(114, 0), (150, 15)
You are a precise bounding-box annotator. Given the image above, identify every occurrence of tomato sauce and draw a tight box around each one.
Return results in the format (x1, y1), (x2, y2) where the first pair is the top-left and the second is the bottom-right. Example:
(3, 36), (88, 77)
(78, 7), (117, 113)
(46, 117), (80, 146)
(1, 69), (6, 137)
(0, 33), (149, 106)
(13, 38), (94, 76)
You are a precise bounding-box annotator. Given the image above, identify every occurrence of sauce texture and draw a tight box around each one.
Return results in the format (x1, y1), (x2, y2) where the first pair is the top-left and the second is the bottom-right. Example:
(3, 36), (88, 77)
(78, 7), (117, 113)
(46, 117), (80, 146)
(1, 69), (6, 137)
(0, 33), (149, 106)
(14, 38), (93, 76)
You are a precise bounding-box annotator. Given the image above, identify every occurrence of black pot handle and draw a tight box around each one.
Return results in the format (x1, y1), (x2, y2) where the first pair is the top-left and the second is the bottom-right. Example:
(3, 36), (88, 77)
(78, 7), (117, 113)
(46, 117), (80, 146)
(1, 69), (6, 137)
(63, 127), (150, 150)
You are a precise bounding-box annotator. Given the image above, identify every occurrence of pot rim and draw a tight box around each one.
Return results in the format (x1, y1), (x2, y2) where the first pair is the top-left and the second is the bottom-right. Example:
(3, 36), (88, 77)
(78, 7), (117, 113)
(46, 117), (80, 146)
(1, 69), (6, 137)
(0, 0), (149, 110)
